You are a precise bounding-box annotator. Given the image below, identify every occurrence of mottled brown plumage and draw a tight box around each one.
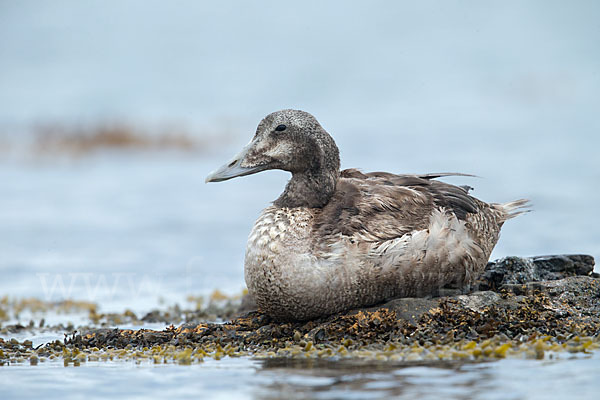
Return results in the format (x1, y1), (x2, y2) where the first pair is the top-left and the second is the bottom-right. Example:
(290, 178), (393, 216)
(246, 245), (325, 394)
(206, 109), (529, 321)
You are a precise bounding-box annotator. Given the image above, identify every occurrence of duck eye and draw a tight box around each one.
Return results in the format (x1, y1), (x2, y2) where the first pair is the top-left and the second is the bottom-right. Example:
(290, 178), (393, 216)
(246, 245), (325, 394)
(274, 124), (287, 132)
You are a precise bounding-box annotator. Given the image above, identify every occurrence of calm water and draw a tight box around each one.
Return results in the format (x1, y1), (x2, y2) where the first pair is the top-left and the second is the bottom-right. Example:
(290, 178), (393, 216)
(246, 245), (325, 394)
(1, 1), (599, 399)
(1, 355), (599, 400)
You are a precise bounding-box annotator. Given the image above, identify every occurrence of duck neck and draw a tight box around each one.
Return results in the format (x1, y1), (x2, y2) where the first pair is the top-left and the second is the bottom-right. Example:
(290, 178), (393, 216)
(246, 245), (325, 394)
(275, 168), (339, 208)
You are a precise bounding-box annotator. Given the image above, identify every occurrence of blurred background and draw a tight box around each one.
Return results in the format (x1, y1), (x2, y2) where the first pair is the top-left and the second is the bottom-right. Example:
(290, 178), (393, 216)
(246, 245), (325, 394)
(1, 0), (599, 312)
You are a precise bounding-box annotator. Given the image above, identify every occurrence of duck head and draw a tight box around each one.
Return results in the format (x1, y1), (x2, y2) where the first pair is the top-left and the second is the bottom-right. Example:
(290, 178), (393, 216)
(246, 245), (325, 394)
(206, 109), (341, 208)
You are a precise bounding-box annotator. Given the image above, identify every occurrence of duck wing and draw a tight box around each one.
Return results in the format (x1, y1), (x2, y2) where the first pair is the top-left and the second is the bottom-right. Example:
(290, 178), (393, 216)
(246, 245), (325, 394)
(313, 169), (478, 242)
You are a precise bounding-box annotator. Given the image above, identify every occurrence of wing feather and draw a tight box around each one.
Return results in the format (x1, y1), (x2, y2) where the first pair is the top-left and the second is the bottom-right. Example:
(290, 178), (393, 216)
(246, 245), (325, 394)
(313, 169), (479, 242)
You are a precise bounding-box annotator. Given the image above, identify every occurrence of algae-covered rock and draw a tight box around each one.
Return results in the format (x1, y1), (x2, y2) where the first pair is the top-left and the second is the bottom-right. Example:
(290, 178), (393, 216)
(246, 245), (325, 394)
(4, 254), (596, 365)
(69, 255), (598, 360)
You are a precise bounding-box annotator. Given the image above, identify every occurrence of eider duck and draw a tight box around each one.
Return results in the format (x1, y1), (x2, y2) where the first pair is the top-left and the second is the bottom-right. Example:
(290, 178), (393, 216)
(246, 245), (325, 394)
(206, 109), (529, 321)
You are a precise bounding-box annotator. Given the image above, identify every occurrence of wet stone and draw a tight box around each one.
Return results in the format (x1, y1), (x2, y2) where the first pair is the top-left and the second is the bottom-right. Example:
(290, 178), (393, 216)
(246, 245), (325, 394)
(478, 254), (595, 290)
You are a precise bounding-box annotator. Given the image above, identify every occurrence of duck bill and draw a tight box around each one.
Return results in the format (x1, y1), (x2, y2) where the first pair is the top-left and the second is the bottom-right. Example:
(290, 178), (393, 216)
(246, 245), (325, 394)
(205, 143), (268, 183)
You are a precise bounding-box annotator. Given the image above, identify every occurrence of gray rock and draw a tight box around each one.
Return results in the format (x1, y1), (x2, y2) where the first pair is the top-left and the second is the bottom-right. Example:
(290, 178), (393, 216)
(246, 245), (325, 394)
(501, 275), (600, 296)
(367, 297), (439, 325)
(456, 291), (502, 312)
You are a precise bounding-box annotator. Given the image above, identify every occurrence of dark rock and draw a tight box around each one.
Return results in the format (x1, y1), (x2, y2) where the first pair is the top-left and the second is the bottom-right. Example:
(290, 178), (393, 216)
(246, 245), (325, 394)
(531, 254), (595, 276)
(141, 310), (170, 324)
(3, 324), (27, 333)
(478, 254), (595, 290)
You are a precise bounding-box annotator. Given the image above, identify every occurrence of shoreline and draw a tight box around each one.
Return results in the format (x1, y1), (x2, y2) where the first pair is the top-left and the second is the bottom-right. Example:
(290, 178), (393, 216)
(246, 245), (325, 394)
(1, 255), (598, 366)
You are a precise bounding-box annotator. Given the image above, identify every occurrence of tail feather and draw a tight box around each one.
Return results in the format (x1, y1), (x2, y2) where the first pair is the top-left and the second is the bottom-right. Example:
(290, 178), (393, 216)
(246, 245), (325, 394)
(498, 199), (531, 220)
